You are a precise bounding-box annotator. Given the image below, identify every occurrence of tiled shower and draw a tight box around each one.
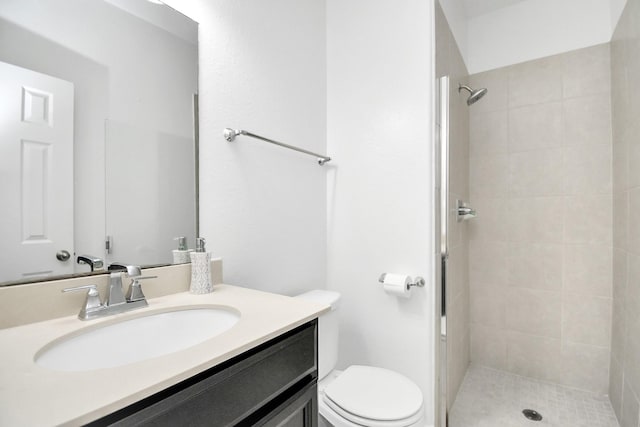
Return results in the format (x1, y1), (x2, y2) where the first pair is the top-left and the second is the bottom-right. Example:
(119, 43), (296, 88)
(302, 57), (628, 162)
(468, 43), (613, 394)
(437, 0), (640, 425)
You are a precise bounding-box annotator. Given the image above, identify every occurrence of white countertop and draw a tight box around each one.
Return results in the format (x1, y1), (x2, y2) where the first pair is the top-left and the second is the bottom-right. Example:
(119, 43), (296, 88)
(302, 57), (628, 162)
(0, 284), (328, 427)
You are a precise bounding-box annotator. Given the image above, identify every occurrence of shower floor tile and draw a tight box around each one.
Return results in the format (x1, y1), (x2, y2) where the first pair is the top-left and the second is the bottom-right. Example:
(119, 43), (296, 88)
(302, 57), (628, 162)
(449, 364), (619, 427)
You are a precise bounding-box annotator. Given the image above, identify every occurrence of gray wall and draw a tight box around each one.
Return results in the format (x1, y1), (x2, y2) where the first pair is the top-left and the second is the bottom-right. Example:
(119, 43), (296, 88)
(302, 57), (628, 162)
(610, 0), (640, 424)
(435, 1), (470, 407)
(467, 43), (613, 394)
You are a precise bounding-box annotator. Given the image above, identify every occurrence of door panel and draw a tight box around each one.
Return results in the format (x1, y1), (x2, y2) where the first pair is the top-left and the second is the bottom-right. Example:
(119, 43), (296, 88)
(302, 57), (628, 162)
(0, 61), (74, 281)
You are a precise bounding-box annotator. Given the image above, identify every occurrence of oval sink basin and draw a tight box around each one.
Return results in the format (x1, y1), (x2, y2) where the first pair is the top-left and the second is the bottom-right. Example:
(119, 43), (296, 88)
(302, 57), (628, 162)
(35, 307), (240, 372)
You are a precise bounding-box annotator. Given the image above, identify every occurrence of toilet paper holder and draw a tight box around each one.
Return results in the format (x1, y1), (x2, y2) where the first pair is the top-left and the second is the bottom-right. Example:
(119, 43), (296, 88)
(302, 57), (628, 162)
(378, 273), (426, 288)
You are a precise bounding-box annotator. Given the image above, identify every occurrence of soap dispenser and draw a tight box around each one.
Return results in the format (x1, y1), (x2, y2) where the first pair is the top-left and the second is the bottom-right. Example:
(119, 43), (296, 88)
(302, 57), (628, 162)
(172, 236), (192, 264)
(189, 237), (213, 294)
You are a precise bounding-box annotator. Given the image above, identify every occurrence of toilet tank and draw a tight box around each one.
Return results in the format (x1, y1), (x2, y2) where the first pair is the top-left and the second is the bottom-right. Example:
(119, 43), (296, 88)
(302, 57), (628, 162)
(295, 290), (340, 380)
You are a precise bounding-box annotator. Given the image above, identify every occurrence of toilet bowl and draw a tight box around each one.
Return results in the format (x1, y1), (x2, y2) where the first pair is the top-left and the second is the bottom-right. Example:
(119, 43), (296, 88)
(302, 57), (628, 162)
(295, 290), (424, 427)
(319, 367), (424, 427)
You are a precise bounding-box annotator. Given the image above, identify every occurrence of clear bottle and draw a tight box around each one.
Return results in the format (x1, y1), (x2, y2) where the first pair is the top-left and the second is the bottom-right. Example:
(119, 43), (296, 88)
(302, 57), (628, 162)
(189, 237), (213, 294)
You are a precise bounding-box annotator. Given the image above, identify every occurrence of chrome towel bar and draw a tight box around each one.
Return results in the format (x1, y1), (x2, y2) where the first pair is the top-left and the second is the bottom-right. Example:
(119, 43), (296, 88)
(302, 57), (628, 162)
(223, 128), (332, 165)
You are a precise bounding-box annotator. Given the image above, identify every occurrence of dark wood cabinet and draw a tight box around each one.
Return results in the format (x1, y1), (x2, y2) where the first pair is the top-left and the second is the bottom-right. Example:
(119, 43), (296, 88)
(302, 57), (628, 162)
(87, 320), (318, 427)
(258, 381), (317, 427)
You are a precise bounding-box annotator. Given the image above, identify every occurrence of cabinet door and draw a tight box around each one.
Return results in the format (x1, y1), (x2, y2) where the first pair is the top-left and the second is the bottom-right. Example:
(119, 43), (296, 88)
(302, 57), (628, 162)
(259, 383), (317, 427)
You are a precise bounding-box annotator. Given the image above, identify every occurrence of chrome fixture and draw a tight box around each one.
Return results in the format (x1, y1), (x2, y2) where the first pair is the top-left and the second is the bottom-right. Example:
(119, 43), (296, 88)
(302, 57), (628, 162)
(62, 285), (103, 320)
(63, 265), (156, 320)
(523, 409), (543, 421)
(458, 84), (487, 106)
(107, 263), (141, 274)
(223, 128), (332, 165)
(77, 255), (104, 271)
(378, 273), (426, 289)
(457, 200), (477, 221)
(105, 235), (113, 255)
(56, 250), (71, 261)
(126, 276), (154, 303)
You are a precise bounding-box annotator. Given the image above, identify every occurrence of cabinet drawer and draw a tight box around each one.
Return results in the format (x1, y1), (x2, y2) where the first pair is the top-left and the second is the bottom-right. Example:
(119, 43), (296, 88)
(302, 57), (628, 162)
(90, 320), (317, 427)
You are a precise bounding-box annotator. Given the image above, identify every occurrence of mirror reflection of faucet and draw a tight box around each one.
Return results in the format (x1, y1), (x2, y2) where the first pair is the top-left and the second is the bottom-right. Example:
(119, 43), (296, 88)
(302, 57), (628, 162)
(76, 255), (104, 272)
(63, 264), (156, 320)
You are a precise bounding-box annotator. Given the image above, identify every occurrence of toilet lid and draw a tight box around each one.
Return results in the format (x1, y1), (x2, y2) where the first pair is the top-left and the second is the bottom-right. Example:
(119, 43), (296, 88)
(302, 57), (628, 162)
(323, 365), (423, 423)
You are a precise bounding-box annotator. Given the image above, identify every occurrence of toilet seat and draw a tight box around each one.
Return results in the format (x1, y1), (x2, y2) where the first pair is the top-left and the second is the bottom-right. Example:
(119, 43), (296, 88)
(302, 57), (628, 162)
(320, 365), (424, 427)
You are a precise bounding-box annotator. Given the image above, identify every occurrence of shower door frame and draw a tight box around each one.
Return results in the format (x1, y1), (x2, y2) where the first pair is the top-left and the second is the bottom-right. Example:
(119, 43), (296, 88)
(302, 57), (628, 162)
(434, 75), (449, 427)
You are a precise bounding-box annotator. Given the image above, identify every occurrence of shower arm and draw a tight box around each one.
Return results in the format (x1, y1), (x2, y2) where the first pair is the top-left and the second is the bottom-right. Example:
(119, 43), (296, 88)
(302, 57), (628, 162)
(458, 84), (473, 94)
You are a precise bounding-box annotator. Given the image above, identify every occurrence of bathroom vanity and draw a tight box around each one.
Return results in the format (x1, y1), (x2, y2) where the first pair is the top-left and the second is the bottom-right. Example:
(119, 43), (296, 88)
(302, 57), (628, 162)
(91, 320), (318, 426)
(0, 272), (328, 426)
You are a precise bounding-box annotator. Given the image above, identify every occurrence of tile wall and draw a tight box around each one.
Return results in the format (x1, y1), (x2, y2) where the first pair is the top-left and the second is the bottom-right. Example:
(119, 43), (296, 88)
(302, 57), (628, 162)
(435, 1), (470, 407)
(467, 43), (613, 394)
(610, 0), (640, 425)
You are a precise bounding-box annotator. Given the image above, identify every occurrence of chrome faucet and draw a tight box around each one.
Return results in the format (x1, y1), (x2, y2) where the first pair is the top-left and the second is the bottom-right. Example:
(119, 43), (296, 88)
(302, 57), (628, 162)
(63, 264), (156, 320)
(107, 263), (142, 275)
(107, 264), (141, 306)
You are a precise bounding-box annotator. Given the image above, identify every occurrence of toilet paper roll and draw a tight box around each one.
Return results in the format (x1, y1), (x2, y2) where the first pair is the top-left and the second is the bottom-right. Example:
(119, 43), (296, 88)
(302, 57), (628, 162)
(382, 273), (411, 298)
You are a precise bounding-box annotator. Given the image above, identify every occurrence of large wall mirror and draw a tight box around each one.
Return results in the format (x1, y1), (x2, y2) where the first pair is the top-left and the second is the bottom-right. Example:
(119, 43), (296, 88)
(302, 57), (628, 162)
(0, 0), (198, 286)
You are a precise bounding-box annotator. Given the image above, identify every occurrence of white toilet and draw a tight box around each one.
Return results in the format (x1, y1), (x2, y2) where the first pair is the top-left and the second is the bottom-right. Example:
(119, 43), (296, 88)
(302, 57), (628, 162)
(295, 290), (425, 427)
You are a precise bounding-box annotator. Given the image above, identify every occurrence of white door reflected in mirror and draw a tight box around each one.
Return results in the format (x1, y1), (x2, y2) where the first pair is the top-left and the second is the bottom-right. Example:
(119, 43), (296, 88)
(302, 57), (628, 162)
(0, 61), (74, 282)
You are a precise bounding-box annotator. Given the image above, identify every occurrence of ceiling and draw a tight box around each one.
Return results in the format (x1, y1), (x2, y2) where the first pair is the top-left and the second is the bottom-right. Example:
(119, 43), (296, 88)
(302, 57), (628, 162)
(462, 0), (528, 18)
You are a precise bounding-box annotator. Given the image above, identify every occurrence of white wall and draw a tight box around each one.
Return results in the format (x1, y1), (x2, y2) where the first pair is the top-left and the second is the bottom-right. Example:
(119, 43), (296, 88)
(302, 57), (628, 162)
(164, 0), (327, 296)
(326, 0), (435, 420)
(166, 0), (436, 421)
(438, 0), (468, 69)
(467, 0), (612, 73)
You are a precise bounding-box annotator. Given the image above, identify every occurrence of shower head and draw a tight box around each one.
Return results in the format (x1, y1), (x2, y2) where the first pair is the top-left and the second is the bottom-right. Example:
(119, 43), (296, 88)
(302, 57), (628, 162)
(458, 84), (488, 106)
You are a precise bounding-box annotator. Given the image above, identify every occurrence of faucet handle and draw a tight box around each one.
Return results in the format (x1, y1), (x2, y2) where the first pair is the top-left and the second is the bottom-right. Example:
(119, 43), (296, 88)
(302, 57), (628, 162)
(126, 276), (157, 302)
(62, 284), (104, 320)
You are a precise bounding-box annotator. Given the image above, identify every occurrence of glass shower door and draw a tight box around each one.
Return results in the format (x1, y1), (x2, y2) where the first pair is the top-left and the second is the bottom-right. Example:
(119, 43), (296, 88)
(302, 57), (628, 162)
(435, 75), (450, 427)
